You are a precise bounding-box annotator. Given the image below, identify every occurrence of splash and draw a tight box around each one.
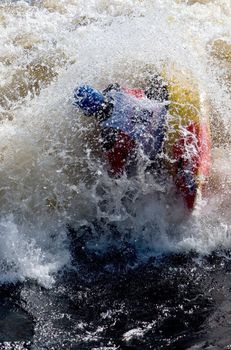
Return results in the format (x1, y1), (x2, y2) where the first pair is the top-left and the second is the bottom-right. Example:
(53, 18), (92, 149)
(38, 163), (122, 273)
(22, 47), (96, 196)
(0, 0), (230, 285)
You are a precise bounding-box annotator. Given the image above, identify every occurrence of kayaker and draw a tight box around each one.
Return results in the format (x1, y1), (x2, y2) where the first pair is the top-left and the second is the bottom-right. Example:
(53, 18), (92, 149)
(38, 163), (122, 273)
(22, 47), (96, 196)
(73, 77), (168, 176)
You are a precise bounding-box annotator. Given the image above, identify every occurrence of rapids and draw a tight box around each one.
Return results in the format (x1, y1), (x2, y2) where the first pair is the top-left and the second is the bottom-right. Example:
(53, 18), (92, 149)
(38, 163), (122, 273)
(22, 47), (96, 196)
(0, 1), (231, 348)
(0, 0), (230, 286)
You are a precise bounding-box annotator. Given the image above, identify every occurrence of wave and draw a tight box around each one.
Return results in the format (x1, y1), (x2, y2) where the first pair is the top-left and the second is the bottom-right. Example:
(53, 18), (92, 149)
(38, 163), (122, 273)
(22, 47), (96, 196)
(0, 0), (230, 285)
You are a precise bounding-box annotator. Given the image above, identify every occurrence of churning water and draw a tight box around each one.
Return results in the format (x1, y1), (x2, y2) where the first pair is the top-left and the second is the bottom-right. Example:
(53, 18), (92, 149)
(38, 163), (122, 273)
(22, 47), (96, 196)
(0, 0), (231, 349)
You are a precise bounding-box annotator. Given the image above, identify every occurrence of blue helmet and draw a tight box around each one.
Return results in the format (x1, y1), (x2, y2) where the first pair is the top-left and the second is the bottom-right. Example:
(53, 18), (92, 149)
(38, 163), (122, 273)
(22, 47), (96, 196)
(73, 85), (105, 115)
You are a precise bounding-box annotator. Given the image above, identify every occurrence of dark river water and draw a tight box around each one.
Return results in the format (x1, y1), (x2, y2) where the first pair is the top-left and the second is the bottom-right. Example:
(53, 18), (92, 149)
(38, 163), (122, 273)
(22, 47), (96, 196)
(1, 244), (231, 350)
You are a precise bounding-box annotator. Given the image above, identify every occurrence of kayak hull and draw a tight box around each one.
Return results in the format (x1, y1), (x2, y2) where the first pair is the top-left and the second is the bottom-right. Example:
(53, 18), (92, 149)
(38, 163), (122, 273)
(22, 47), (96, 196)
(163, 69), (211, 209)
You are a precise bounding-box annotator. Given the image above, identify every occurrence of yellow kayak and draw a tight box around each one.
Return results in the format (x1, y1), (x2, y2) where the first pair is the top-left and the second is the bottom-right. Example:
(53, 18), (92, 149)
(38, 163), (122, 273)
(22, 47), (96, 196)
(163, 68), (211, 209)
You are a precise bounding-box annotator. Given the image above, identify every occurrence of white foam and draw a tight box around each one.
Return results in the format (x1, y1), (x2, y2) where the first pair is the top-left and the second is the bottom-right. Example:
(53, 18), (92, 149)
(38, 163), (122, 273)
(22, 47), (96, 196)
(0, 0), (230, 284)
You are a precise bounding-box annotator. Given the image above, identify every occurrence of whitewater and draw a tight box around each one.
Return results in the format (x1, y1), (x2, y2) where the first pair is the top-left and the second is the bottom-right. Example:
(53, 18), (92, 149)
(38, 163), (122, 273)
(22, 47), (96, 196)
(0, 0), (230, 288)
(1, 1), (231, 349)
